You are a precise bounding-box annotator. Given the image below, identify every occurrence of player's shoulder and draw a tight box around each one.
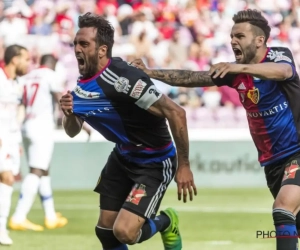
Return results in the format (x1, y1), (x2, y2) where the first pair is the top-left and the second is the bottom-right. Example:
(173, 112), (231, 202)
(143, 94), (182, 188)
(266, 46), (294, 63)
(268, 46), (292, 52)
(109, 57), (149, 81)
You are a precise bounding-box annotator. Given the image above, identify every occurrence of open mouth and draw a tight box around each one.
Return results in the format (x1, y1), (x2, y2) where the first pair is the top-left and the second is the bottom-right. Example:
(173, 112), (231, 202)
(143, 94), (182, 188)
(76, 56), (85, 68)
(233, 48), (242, 60)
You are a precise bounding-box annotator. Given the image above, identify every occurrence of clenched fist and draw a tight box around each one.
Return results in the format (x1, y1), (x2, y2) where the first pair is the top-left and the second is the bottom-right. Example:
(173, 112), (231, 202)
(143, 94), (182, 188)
(60, 91), (74, 116)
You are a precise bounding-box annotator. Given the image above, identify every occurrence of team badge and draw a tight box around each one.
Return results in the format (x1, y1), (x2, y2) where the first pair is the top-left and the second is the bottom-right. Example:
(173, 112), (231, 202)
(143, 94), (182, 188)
(126, 183), (147, 205)
(247, 87), (259, 104)
(114, 77), (130, 94)
(283, 160), (300, 181)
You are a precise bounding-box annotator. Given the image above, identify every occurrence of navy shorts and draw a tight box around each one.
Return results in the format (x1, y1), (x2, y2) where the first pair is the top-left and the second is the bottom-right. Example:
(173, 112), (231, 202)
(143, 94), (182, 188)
(94, 148), (177, 219)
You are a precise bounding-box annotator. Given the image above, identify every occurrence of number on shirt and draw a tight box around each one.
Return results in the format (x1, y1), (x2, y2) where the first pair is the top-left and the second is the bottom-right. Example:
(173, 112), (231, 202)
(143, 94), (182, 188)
(23, 83), (39, 107)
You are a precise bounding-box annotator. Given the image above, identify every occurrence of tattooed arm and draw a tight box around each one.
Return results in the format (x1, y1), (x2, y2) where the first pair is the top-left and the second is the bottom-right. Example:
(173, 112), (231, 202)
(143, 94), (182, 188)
(147, 94), (197, 202)
(130, 58), (215, 87)
(146, 69), (215, 87)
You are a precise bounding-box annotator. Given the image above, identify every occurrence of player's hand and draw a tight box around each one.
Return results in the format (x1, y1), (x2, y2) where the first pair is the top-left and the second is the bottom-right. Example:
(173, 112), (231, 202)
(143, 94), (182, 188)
(129, 59), (148, 72)
(209, 62), (243, 78)
(60, 90), (74, 117)
(175, 165), (197, 203)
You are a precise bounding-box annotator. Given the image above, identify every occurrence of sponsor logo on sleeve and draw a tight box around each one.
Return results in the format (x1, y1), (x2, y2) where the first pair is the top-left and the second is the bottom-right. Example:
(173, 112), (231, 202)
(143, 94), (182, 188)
(267, 50), (292, 63)
(129, 79), (147, 99)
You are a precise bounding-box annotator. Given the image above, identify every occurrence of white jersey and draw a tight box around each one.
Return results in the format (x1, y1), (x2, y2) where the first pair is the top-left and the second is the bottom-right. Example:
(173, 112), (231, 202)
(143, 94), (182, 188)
(0, 68), (21, 142)
(20, 67), (63, 131)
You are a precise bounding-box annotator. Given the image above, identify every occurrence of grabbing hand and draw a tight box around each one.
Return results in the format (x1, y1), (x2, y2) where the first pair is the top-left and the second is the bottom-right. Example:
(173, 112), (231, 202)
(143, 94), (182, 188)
(60, 91), (74, 117)
(175, 166), (197, 203)
(209, 62), (243, 78)
(130, 59), (148, 72)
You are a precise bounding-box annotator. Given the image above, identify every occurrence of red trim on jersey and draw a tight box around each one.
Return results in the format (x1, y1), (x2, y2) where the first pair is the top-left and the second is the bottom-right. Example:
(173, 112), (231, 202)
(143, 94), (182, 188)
(79, 59), (111, 83)
(259, 47), (270, 63)
(233, 74), (273, 163)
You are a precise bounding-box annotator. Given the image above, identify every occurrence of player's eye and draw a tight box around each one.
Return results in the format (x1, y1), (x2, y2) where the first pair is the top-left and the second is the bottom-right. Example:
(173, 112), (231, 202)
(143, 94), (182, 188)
(79, 42), (89, 47)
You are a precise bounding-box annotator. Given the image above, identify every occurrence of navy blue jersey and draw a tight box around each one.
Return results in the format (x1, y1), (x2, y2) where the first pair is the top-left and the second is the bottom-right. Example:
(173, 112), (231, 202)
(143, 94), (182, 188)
(72, 57), (176, 163)
(213, 47), (300, 166)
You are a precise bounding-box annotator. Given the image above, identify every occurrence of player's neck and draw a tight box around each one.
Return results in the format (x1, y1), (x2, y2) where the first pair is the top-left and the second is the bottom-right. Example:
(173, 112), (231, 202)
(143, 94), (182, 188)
(250, 47), (268, 64)
(3, 65), (16, 80)
(97, 57), (110, 72)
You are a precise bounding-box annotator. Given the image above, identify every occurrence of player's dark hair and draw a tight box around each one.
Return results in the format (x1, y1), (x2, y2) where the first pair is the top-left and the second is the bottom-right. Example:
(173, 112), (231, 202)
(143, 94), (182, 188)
(232, 9), (271, 44)
(4, 44), (27, 65)
(78, 12), (114, 58)
(40, 54), (57, 69)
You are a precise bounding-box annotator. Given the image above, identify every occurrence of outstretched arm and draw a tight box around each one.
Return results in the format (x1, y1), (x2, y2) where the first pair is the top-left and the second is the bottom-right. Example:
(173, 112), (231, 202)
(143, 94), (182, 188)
(130, 59), (215, 87)
(211, 62), (293, 81)
(146, 69), (215, 87)
(147, 94), (197, 202)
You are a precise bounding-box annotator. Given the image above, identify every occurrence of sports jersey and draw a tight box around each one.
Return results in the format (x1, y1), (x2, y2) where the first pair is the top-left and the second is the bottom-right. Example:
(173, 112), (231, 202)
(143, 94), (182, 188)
(72, 57), (176, 163)
(20, 66), (63, 128)
(213, 47), (300, 166)
(0, 68), (21, 142)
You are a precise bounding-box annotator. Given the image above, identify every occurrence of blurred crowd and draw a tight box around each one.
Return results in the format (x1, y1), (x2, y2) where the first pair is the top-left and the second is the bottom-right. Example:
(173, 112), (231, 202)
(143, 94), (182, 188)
(0, 0), (300, 128)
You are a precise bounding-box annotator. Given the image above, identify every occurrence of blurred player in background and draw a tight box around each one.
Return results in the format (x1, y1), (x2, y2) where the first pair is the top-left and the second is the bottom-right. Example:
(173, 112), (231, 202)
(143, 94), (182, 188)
(60, 12), (196, 250)
(132, 9), (300, 250)
(0, 44), (30, 245)
(9, 54), (68, 231)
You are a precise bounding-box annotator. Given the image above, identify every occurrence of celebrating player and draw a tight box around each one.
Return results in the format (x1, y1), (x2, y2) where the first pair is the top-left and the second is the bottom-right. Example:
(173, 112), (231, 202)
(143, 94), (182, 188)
(60, 13), (196, 250)
(9, 55), (67, 232)
(0, 45), (30, 245)
(131, 9), (300, 250)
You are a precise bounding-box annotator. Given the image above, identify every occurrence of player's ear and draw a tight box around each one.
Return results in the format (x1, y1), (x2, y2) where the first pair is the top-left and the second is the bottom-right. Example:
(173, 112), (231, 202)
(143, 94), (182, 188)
(256, 36), (265, 48)
(11, 55), (19, 66)
(98, 45), (108, 58)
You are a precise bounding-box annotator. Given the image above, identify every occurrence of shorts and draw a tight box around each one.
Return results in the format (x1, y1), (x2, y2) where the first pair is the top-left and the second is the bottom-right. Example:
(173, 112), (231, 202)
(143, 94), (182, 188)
(94, 148), (177, 219)
(264, 151), (300, 199)
(0, 140), (20, 175)
(22, 132), (54, 170)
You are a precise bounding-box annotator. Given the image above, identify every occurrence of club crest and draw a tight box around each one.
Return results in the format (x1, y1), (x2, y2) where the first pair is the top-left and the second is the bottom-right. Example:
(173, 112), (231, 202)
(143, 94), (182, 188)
(247, 87), (259, 104)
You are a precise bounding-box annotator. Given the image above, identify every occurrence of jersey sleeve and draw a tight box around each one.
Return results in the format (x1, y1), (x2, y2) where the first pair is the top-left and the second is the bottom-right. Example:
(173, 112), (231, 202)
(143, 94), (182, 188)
(267, 47), (296, 80)
(110, 67), (162, 110)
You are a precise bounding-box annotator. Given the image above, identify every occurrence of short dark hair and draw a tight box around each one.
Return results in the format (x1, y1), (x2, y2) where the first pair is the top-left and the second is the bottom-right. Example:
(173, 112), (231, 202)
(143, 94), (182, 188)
(40, 54), (57, 69)
(232, 9), (271, 44)
(4, 44), (27, 65)
(78, 12), (114, 58)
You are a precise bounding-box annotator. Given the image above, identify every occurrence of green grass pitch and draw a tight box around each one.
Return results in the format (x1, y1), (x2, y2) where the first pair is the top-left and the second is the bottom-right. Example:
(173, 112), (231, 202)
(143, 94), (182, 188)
(3, 188), (277, 250)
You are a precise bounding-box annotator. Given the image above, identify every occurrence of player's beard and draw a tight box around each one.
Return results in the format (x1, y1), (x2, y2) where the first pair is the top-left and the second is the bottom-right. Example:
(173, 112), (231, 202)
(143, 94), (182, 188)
(241, 40), (257, 64)
(82, 53), (99, 79)
(16, 64), (26, 77)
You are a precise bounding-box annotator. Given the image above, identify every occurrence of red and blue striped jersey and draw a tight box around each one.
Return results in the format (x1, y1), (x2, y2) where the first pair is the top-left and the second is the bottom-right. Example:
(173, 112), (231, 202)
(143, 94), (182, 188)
(213, 47), (300, 166)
